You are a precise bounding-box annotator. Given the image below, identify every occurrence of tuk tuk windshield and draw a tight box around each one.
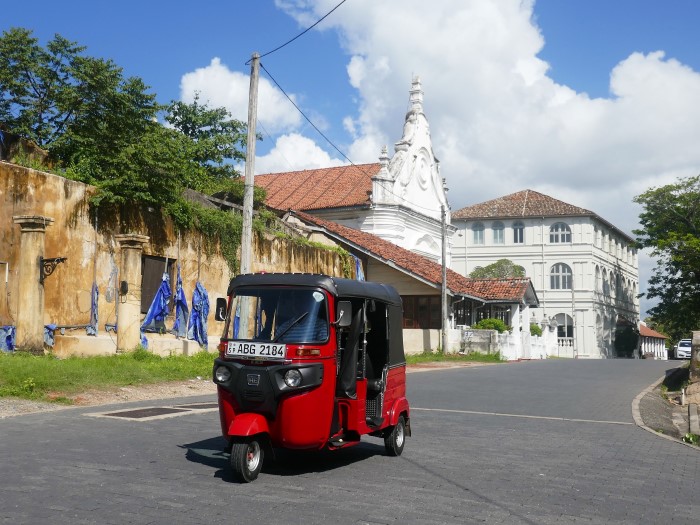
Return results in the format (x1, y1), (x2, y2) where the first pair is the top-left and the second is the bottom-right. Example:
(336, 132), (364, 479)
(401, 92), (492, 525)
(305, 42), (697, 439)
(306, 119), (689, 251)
(224, 288), (329, 344)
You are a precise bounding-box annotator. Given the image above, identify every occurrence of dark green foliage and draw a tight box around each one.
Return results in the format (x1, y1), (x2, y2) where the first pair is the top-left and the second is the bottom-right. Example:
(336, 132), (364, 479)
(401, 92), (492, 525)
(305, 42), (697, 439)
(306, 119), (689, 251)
(469, 259), (526, 279)
(634, 175), (700, 342)
(614, 325), (639, 358)
(165, 93), (247, 190)
(0, 28), (252, 212)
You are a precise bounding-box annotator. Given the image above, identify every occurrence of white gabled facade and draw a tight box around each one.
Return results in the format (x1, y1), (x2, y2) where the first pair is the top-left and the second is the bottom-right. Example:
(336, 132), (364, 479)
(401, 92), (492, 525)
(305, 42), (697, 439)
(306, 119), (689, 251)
(451, 191), (640, 359)
(311, 76), (453, 266)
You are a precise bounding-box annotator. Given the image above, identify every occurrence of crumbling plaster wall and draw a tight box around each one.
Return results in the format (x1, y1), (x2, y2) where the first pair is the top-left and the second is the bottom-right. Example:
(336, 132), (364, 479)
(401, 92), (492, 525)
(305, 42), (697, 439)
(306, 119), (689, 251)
(0, 162), (350, 351)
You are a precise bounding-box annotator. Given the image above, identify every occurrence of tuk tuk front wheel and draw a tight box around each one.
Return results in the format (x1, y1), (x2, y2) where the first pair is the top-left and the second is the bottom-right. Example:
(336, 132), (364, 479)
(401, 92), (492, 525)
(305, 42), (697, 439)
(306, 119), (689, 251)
(384, 415), (406, 456)
(230, 438), (264, 483)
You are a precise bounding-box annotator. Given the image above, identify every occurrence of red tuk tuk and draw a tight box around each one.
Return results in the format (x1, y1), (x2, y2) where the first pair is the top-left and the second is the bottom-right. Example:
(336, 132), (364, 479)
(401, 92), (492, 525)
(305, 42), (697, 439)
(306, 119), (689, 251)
(213, 273), (411, 482)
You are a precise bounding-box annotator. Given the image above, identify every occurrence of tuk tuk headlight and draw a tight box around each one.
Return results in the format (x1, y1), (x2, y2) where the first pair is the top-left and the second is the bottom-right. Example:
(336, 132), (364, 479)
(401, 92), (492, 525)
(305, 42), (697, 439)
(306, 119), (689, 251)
(214, 365), (231, 383)
(283, 369), (302, 388)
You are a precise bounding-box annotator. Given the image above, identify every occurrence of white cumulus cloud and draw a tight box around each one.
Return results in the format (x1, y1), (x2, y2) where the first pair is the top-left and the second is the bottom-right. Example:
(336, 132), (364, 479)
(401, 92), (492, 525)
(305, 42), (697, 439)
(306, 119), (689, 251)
(179, 57), (301, 135)
(255, 133), (345, 174)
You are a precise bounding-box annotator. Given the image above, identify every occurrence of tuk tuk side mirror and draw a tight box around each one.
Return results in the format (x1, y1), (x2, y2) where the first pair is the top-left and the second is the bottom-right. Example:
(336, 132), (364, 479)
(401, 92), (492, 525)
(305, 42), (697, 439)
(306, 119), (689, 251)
(336, 301), (352, 328)
(214, 297), (228, 322)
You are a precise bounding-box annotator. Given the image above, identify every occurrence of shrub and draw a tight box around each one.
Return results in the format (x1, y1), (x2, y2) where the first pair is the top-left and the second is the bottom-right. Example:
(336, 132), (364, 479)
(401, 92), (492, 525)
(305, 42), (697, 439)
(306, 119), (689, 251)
(530, 323), (543, 337)
(473, 318), (509, 333)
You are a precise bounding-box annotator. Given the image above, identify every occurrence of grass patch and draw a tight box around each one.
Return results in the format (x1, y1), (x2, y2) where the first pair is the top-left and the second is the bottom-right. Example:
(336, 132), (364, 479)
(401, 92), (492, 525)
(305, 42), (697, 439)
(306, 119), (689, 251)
(0, 349), (216, 403)
(406, 350), (502, 365)
(2, 347), (500, 405)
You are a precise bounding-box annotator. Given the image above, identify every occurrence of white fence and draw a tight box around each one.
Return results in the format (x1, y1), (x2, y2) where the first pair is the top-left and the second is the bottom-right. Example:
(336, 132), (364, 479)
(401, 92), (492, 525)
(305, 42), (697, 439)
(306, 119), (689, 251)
(460, 326), (561, 361)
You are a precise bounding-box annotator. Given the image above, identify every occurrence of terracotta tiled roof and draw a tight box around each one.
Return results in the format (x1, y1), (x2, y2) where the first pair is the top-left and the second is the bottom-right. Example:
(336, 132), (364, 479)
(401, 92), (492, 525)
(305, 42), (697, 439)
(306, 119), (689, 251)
(452, 189), (634, 242)
(255, 163), (380, 212)
(293, 211), (537, 304)
(639, 325), (667, 339)
(456, 278), (537, 303)
(452, 189), (593, 220)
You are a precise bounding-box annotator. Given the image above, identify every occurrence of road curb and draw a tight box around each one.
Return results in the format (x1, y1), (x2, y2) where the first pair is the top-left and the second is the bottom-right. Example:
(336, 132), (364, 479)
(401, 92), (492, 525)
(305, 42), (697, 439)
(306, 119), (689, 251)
(689, 403), (700, 435)
(632, 374), (699, 449)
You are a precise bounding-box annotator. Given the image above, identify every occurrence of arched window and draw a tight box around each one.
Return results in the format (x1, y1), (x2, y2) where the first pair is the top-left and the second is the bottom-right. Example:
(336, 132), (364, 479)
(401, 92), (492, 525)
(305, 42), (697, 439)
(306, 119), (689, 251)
(473, 222), (484, 245)
(492, 221), (504, 244)
(550, 222), (571, 243)
(550, 263), (572, 290)
(513, 221), (524, 244)
(594, 227), (600, 248)
(554, 313), (574, 338)
(609, 270), (615, 297)
(595, 266), (601, 292)
(603, 269), (610, 295)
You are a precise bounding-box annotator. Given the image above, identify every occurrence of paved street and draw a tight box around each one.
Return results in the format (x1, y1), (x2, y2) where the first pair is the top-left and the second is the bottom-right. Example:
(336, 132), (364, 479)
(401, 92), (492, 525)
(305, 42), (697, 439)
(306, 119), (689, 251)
(1, 360), (699, 524)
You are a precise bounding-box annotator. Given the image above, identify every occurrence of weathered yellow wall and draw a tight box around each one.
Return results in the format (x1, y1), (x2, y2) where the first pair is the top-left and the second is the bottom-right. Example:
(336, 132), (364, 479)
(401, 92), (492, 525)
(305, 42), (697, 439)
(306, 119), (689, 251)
(0, 163), (351, 350)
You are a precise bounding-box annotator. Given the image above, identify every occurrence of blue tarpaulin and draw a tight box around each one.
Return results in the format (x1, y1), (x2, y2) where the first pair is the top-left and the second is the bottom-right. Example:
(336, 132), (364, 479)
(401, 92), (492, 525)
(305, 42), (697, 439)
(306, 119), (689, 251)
(44, 324), (57, 347)
(86, 282), (98, 336)
(0, 325), (15, 352)
(172, 266), (189, 338)
(187, 282), (209, 348)
(353, 254), (365, 281)
(140, 273), (172, 348)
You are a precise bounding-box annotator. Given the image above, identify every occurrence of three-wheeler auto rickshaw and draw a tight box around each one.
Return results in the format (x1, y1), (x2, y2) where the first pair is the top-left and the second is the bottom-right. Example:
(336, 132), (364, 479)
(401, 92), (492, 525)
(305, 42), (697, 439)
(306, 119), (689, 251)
(213, 273), (411, 482)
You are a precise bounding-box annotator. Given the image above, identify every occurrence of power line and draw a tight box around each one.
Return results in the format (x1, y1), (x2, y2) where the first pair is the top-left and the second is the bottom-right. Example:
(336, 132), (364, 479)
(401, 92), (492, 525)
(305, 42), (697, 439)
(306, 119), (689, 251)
(251, 0), (349, 62)
(260, 62), (354, 165)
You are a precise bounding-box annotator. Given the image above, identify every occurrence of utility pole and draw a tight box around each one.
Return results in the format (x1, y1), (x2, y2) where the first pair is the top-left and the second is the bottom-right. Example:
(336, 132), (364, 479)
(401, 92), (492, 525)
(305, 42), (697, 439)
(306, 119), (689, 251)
(441, 205), (448, 353)
(240, 52), (260, 277)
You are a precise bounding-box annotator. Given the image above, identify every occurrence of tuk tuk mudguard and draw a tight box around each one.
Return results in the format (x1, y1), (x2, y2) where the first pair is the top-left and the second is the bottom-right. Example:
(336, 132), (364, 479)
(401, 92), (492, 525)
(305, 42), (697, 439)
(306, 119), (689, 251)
(388, 397), (411, 436)
(227, 412), (271, 438)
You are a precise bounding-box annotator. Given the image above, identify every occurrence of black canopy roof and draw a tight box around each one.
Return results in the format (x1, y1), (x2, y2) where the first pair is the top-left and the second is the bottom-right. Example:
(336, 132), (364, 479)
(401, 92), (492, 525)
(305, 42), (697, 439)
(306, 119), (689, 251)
(228, 273), (402, 306)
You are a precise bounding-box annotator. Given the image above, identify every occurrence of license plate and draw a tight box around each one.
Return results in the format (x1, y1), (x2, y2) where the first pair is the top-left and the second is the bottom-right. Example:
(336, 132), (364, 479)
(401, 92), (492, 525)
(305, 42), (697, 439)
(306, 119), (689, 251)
(225, 341), (287, 361)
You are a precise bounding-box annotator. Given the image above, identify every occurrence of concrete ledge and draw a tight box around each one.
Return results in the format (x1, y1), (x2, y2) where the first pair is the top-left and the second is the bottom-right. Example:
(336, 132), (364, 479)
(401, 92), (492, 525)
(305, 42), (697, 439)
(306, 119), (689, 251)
(50, 333), (216, 358)
(690, 403), (700, 435)
(142, 334), (216, 356)
(52, 334), (118, 358)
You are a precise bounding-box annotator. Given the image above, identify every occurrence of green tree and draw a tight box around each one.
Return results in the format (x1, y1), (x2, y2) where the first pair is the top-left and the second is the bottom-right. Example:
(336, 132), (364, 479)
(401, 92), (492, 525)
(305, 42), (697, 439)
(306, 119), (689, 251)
(0, 28), (257, 215)
(633, 174), (700, 342)
(0, 27), (186, 207)
(165, 93), (247, 191)
(469, 259), (526, 279)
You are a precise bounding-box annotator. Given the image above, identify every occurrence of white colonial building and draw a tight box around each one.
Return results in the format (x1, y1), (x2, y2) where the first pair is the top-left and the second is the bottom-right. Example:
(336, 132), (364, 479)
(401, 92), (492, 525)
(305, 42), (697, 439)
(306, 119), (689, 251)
(451, 190), (640, 359)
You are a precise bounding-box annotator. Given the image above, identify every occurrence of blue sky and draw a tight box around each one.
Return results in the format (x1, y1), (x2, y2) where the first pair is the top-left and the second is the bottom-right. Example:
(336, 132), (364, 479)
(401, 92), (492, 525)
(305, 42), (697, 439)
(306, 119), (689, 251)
(3, 0), (700, 316)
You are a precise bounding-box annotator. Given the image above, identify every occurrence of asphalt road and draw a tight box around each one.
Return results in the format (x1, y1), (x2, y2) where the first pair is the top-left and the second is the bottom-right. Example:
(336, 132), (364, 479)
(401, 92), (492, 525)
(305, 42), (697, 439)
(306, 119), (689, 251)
(1, 360), (699, 524)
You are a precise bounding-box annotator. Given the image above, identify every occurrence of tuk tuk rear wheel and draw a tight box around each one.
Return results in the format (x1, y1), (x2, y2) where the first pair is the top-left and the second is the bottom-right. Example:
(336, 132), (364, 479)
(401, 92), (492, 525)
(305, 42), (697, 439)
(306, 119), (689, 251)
(384, 415), (406, 456)
(230, 439), (263, 483)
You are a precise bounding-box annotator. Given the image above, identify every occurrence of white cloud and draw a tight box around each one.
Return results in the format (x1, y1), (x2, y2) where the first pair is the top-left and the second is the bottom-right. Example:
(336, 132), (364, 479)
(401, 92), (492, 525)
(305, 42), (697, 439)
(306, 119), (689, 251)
(279, 1), (700, 234)
(179, 57), (302, 134)
(255, 133), (345, 174)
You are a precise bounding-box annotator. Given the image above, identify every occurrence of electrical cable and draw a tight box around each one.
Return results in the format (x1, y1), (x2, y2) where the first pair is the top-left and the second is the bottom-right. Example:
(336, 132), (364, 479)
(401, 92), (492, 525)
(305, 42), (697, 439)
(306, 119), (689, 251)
(251, 0), (349, 62)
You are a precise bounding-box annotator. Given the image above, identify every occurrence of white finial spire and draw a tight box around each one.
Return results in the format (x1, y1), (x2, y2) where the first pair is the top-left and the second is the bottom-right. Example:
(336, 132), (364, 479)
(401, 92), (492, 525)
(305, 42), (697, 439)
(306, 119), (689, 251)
(409, 75), (423, 113)
(379, 145), (389, 168)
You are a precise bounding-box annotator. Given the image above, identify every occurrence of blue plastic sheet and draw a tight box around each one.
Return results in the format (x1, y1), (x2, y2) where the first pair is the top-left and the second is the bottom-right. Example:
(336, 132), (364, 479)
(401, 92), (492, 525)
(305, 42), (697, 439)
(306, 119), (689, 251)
(140, 273), (172, 348)
(0, 325), (15, 352)
(187, 282), (209, 348)
(86, 282), (98, 336)
(172, 266), (189, 338)
(44, 324), (57, 347)
(353, 254), (365, 281)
